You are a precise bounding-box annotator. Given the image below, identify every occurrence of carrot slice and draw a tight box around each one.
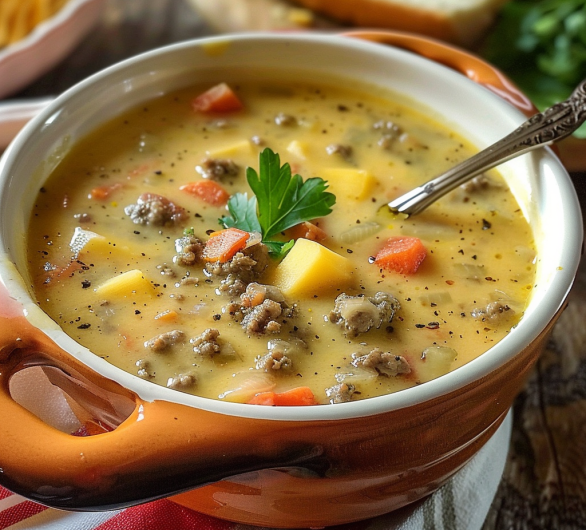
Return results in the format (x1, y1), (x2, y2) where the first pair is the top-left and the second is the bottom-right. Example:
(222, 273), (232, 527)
(180, 180), (230, 206)
(89, 182), (122, 200)
(191, 82), (243, 113)
(203, 227), (249, 263)
(374, 236), (427, 274)
(248, 386), (317, 406)
(286, 221), (327, 242)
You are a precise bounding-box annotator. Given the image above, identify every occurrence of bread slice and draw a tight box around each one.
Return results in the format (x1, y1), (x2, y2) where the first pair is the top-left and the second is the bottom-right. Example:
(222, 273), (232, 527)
(288, 0), (509, 47)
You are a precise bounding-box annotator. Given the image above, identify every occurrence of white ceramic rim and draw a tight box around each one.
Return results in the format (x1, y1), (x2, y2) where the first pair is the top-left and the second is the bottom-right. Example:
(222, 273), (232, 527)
(0, 33), (582, 421)
(0, 0), (106, 99)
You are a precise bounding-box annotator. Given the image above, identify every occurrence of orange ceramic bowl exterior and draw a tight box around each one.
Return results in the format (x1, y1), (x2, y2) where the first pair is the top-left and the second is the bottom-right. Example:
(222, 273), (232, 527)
(0, 33), (581, 528)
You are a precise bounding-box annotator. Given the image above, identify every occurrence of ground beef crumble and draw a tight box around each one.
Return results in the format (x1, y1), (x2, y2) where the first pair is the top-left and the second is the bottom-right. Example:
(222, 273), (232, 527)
(191, 328), (222, 356)
(174, 234), (205, 266)
(471, 301), (514, 323)
(326, 143), (353, 161)
(144, 329), (185, 352)
(351, 348), (411, 376)
(242, 299), (283, 334)
(225, 283), (294, 335)
(329, 291), (400, 337)
(255, 349), (293, 371)
(167, 372), (197, 390)
(205, 243), (270, 284)
(124, 193), (186, 226)
(196, 158), (240, 180)
(325, 382), (356, 404)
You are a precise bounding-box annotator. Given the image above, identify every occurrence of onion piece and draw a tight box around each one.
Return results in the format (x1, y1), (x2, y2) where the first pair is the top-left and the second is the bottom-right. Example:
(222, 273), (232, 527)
(218, 371), (276, 402)
(339, 222), (381, 244)
(245, 231), (263, 248)
(453, 263), (486, 281)
(419, 292), (452, 306)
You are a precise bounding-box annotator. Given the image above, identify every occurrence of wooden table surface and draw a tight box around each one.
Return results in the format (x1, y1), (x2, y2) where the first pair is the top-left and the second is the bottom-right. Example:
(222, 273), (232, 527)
(7, 1), (586, 528)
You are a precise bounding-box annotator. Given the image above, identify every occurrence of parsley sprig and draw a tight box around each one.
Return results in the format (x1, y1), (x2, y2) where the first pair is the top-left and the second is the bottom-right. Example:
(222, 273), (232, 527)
(220, 148), (336, 257)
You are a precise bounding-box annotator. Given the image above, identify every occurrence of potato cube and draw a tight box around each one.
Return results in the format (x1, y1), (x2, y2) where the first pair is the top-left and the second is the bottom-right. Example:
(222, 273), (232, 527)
(207, 140), (254, 159)
(95, 270), (155, 299)
(286, 140), (308, 160)
(70, 227), (130, 258)
(321, 168), (377, 200)
(417, 346), (457, 383)
(273, 239), (355, 298)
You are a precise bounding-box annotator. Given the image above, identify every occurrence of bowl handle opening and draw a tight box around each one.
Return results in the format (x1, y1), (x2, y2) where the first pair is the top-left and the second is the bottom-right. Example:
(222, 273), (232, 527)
(343, 30), (538, 118)
(0, 303), (324, 510)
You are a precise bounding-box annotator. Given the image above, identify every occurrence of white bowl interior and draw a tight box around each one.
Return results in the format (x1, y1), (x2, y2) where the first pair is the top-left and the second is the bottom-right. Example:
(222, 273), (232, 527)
(0, 34), (582, 421)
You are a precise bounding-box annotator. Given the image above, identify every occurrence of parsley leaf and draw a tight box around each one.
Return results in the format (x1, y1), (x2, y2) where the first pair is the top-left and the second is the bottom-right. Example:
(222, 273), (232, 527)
(219, 192), (261, 233)
(247, 149), (336, 239)
(219, 148), (336, 256)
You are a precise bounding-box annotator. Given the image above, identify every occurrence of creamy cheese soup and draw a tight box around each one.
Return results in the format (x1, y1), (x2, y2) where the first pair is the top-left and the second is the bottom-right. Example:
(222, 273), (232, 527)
(26, 80), (536, 405)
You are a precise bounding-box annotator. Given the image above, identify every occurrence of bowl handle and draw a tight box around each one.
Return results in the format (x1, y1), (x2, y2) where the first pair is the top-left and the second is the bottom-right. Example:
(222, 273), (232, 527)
(0, 298), (321, 510)
(343, 30), (538, 118)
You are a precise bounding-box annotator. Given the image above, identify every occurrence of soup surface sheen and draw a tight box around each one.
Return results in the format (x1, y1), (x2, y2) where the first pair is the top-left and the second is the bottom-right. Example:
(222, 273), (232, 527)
(27, 80), (536, 405)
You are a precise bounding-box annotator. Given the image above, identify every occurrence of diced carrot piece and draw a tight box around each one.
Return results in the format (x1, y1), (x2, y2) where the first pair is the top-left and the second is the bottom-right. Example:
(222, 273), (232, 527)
(273, 387), (316, 406)
(374, 236), (427, 274)
(240, 284), (266, 308)
(180, 180), (230, 206)
(247, 392), (276, 406)
(89, 182), (122, 200)
(203, 227), (249, 263)
(286, 221), (327, 242)
(191, 83), (243, 113)
(248, 386), (317, 406)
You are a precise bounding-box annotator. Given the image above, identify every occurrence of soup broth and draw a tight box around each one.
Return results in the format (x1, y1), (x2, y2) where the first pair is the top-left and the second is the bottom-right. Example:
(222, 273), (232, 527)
(26, 80), (536, 405)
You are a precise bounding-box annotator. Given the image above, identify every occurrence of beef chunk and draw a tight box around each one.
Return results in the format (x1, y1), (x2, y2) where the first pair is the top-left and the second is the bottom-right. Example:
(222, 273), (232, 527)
(144, 329), (185, 352)
(241, 282), (285, 307)
(227, 283), (292, 334)
(196, 158), (239, 181)
(471, 301), (514, 323)
(351, 348), (411, 376)
(255, 350), (292, 371)
(125, 193), (186, 226)
(136, 359), (153, 379)
(242, 299), (283, 335)
(217, 273), (248, 297)
(373, 120), (402, 150)
(191, 328), (222, 356)
(329, 291), (400, 337)
(174, 234), (205, 266)
(325, 143), (353, 160)
(274, 112), (296, 126)
(205, 243), (269, 284)
(325, 382), (355, 404)
(167, 372), (197, 390)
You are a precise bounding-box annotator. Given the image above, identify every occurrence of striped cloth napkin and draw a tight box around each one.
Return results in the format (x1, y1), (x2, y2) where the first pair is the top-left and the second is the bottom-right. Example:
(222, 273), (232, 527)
(0, 410), (510, 530)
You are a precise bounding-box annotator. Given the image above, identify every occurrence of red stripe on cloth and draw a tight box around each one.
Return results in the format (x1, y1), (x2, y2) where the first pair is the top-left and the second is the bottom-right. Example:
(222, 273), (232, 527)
(0, 488), (12, 501)
(94, 500), (236, 530)
(0, 500), (47, 530)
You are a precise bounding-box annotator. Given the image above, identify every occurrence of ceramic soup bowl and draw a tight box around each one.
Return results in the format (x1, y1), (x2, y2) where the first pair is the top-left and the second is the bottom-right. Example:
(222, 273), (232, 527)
(0, 32), (582, 528)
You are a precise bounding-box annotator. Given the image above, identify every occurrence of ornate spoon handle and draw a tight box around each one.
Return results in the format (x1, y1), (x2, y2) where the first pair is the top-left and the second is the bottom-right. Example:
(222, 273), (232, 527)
(388, 79), (586, 217)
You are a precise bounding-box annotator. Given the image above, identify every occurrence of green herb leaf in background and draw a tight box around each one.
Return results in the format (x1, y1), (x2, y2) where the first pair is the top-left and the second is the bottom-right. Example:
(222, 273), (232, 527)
(483, 0), (586, 138)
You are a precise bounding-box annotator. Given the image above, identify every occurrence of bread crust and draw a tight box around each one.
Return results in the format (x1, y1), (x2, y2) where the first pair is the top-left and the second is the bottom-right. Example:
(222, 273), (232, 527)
(289, 0), (506, 46)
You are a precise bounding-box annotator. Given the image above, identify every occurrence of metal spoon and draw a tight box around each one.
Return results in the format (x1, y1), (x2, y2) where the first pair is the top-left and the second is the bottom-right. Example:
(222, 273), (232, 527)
(387, 79), (586, 217)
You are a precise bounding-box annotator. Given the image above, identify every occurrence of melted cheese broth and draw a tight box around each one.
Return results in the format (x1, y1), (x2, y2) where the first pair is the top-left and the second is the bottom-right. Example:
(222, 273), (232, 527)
(27, 81), (536, 404)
